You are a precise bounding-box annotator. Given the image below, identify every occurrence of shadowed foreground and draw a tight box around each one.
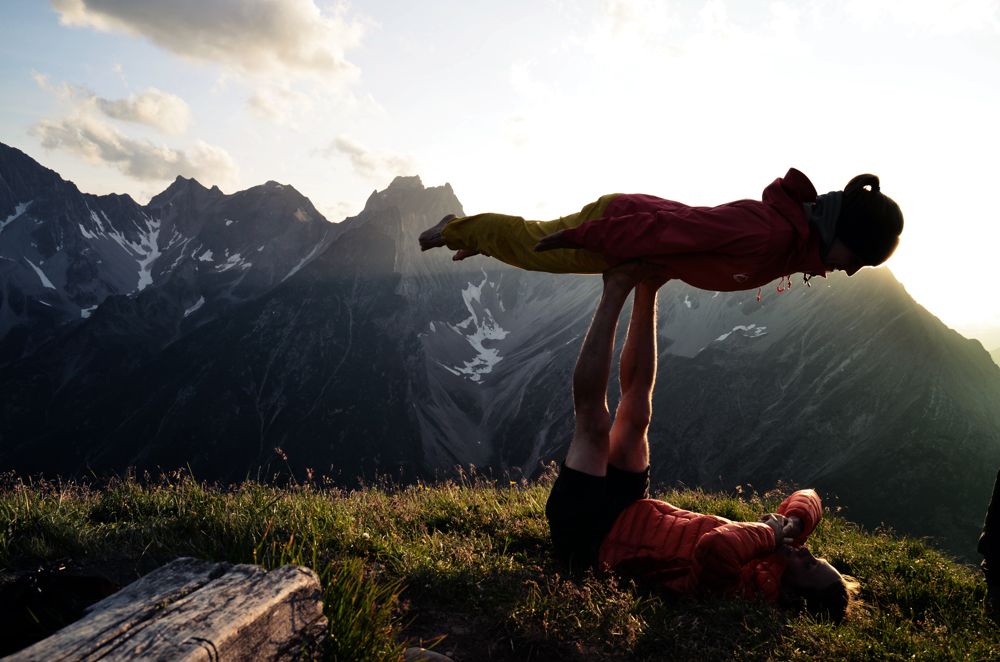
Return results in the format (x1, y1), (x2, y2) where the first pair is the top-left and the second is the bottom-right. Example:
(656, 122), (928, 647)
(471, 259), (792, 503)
(1, 470), (996, 661)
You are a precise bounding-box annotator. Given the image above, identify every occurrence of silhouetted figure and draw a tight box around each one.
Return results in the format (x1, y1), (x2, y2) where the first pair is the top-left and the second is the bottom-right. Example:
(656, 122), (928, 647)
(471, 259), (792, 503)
(420, 170), (903, 292)
(981, 468), (1000, 620)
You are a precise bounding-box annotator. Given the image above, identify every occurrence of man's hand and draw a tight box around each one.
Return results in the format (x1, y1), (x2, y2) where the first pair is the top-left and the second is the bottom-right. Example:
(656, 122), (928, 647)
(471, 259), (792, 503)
(533, 229), (581, 252)
(782, 516), (803, 541)
(760, 513), (789, 549)
(602, 260), (652, 290)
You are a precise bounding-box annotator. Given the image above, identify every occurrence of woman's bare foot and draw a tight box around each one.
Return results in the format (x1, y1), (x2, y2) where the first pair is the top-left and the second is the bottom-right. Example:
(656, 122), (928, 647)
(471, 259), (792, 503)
(418, 214), (457, 251)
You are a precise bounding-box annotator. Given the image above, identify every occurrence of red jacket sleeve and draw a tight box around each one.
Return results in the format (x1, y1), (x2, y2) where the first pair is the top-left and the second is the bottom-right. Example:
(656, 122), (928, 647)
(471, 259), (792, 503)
(693, 521), (776, 591)
(777, 489), (823, 546)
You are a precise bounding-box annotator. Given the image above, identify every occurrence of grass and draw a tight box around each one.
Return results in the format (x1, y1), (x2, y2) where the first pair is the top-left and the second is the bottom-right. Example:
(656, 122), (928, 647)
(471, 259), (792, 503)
(0, 468), (996, 661)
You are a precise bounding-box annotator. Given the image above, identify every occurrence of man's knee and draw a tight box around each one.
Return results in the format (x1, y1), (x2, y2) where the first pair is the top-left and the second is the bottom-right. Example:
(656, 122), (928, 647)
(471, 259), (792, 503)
(574, 406), (612, 440)
(615, 400), (651, 434)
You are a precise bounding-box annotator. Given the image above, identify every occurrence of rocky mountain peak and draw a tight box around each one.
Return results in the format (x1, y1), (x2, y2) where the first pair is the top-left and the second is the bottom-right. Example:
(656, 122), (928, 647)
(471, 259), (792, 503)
(362, 176), (463, 221)
(0, 143), (77, 214)
(386, 175), (423, 190)
(147, 175), (217, 209)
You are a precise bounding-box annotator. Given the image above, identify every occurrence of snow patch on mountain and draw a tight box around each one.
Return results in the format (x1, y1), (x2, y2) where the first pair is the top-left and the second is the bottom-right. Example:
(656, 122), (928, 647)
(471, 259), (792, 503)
(2, 201), (33, 233)
(445, 272), (510, 383)
(198, 249), (214, 262)
(216, 252), (250, 272)
(82, 209), (161, 292)
(24, 257), (55, 289)
(133, 217), (161, 291)
(184, 296), (206, 317)
(283, 242), (322, 282)
(715, 323), (767, 342)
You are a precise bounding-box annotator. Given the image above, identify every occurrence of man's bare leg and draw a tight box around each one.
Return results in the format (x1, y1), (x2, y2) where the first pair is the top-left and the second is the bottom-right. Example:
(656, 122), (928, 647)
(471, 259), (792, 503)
(608, 277), (666, 472)
(563, 266), (642, 476)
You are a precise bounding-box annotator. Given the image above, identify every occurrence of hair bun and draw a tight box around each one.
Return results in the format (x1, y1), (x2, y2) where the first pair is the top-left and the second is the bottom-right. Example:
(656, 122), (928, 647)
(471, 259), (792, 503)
(845, 174), (880, 193)
(837, 173), (902, 266)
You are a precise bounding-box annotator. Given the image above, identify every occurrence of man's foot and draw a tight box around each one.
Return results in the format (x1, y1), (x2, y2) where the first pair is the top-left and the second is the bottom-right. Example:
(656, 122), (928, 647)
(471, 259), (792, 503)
(418, 214), (457, 251)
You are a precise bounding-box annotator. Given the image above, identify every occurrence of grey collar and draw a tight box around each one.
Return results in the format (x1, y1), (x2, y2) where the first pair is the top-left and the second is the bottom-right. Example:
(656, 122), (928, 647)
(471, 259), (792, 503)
(804, 191), (843, 258)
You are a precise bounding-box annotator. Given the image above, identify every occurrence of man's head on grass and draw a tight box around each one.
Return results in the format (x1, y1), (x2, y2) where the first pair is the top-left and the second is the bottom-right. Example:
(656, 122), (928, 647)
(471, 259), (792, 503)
(780, 545), (860, 623)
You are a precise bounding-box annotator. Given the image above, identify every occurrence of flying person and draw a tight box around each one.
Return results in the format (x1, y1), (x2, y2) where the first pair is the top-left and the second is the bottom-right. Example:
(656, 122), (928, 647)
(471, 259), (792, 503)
(419, 170), (903, 290)
(544, 262), (859, 621)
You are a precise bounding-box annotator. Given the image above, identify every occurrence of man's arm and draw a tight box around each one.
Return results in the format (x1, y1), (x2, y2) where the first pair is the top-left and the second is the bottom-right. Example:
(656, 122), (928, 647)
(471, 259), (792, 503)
(694, 521), (780, 590)
(776, 489), (823, 546)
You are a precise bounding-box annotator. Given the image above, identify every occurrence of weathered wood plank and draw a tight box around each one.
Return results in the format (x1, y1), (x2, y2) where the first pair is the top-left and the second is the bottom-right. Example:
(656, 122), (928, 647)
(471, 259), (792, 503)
(4, 558), (327, 662)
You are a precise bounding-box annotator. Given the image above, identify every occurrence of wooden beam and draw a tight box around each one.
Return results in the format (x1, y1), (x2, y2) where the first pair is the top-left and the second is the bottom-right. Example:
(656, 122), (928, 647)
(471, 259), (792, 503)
(4, 557), (327, 661)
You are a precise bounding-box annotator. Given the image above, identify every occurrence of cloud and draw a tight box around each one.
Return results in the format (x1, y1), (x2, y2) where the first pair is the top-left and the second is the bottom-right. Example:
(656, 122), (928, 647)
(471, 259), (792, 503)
(31, 115), (238, 187)
(31, 72), (79, 100)
(95, 87), (191, 134)
(50, 0), (365, 79)
(33, 72), (191, 135)
(319, 135), (415, 181)
(844, 0), (1000, 34)
(247, 85), (314, 127)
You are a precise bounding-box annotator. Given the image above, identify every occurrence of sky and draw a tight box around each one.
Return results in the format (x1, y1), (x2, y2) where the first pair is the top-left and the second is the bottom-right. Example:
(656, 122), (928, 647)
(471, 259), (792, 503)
(1, 0), (999, 346)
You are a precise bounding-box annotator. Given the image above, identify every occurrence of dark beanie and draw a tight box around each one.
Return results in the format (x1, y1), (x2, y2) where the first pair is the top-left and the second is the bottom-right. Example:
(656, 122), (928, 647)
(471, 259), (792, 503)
(836, 174), (904, 266)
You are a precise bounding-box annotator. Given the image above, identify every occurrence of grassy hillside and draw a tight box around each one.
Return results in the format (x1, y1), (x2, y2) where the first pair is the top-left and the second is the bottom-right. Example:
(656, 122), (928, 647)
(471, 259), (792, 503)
(1, 469), (996, 661)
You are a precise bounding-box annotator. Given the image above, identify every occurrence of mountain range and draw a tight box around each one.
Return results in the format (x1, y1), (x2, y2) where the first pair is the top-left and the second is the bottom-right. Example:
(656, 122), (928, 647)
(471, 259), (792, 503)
(1, 141), (999, 559)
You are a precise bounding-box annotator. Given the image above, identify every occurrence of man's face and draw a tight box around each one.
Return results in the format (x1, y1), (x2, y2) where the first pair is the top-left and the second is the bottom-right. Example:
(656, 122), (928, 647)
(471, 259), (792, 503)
(782, 545), (843, 590)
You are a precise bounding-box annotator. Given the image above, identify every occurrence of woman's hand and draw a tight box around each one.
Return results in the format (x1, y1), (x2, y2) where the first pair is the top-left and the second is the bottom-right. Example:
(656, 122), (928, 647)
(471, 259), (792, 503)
(760, 513), (789, 549)
(782, 516), (803, 541)
(533, 229), (581, 252)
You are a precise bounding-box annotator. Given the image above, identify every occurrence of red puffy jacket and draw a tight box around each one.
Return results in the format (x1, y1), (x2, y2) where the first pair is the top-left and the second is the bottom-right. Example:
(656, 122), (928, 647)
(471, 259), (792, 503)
(598, 490), (823, 601)
(559, 169), (829, 291)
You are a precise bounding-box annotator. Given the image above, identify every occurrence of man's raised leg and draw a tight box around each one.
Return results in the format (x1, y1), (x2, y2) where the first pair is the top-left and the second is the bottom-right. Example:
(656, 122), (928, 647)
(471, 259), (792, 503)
(563, 268), (642, 476)
(545, 265), (641, 569)
(608, 278), (665, 472)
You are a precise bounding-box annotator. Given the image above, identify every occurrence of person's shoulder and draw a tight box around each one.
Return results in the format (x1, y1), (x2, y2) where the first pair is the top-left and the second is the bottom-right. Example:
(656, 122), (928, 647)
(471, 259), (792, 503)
(776, 168), (818, 203)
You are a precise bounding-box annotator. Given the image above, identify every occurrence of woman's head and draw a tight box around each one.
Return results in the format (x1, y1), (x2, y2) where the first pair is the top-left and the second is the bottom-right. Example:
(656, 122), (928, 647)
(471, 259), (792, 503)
(780, 545), (860, 623)
(833, 174), (904, 268)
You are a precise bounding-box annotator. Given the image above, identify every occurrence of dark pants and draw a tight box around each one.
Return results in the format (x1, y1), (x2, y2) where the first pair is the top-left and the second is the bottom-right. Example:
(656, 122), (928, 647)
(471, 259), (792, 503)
(545, 464), (649, 572)
(980, 468), (1000, 584)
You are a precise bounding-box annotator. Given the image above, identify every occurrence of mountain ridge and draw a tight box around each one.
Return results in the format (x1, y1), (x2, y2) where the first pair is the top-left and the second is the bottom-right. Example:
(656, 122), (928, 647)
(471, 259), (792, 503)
(1, 142), (998, 559)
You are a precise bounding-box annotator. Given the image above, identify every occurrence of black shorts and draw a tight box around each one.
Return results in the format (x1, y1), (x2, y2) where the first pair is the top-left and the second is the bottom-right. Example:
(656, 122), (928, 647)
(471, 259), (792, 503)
(545, 464), (650, 571)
